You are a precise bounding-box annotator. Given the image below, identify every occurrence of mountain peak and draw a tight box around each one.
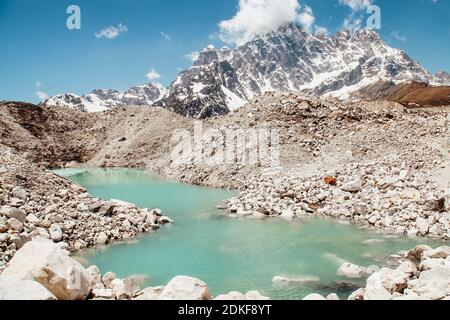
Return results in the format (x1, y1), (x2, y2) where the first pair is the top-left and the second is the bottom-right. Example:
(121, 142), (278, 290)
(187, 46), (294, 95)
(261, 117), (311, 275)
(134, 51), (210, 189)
(44, 24), (437, 117)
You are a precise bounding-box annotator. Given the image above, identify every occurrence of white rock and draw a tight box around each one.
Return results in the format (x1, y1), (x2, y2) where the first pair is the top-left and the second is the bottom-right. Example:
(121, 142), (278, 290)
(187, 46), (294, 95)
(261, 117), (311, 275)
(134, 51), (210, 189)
(416, 217), (429, 236)
(87, 265), (104, 289)
(1, 237), (91, 300)
(348, 288), (365, 300)
(95, 232), (108, 245)
(337, 263), (368, 279)
(396, 261), (418, 277)
(215, 291), (246, 300)
(327, 293), (340, 300)
(6, 218), (23, 232)
(134, 286), (165, 300)
(102, 272), (117, 289)
(1, 207), (26, 223)
(341, 178), (362, 193)
(92, 288), (115, 300)
(26, 213), (40, 225)
(420, 258), (445, 271)
(244, 291), (270, 300)
(303, 293), (326, 300)
(158, 276), (211, 300)
(49, 223), (63, 242)
(0, 276), (56, 300)
(409, 266), (450, 299)
(423, 246), (450, 259)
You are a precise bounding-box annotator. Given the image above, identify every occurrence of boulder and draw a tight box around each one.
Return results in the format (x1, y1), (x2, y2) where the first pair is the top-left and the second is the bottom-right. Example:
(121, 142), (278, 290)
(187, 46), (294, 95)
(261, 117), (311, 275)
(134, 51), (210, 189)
(134, 286), (165, 300)
(49, 224), (63, 242)
(341, 178), (362, 193)
(409, 266), (450, 299)
(396, 261), (418, 277)
(244, 291), (270, 300)
(348, 288), (365, 300)
(1, 237), (91, 300)
(0, 276), (56, 300)
(12, 187), (28, 201)
(95, 232), (108, 246)
(6, 218), (23, 232)
(416, 217), (429, 236)
(215, 291), (246, 300)
(303, 293), (326, 300)
(102, 272), (117, 289)
(337, 263), (368, 279)
(327, 293), (340, 300)
(423, 246), (450, 259)
(158, 276), (211, 300)
(407, 245), (433, 262)
(86, 265), (105, 289)
(92, 288), (115, 300)
(1, 207), (26, 223)
(26, 213), (40, 225)
(0, 220), (7, 233)
(420, 258), (445, 271)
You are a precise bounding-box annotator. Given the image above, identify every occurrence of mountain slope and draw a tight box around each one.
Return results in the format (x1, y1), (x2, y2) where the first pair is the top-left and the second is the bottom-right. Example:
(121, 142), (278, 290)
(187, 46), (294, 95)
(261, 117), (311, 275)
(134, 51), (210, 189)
(160, 24), (438, 118)
(42, 83), (166, 112)
(43, 24), (448, 117)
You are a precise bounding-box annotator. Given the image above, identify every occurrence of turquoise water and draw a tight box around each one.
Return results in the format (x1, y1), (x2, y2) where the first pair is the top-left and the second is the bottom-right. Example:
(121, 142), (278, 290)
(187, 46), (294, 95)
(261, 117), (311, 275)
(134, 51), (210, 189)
(59, 168), (441, 300)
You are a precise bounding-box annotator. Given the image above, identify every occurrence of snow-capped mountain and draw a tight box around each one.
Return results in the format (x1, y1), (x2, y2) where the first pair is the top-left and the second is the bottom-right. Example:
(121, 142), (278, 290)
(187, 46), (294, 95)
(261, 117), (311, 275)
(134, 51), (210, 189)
(161, 23), (440, 118)
(42, 83), (166, 112)
(43, 23), (448, 117)
(434, 71), (450, 84)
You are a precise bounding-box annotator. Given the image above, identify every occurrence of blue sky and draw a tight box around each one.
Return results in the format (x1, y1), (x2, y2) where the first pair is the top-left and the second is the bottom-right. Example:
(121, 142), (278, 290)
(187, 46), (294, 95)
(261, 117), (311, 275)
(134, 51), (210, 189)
(0, 0), (449, 103)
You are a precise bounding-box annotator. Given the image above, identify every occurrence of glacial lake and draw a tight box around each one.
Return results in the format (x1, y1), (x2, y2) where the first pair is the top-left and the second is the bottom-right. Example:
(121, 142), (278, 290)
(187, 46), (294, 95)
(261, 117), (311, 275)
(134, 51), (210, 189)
(57, 168), (440, 300)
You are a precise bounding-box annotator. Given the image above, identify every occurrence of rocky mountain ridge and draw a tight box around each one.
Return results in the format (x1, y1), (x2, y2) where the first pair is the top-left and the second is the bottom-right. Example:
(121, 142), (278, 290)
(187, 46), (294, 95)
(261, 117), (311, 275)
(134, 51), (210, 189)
(42, 24), (450, 118)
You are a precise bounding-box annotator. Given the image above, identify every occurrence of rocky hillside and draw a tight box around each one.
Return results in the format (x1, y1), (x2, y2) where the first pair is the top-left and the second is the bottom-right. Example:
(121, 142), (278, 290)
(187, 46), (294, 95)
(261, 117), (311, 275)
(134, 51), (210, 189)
(42, 24), (450, 118)
(0, 146), (171, 271)
(351, 81), (450, 107)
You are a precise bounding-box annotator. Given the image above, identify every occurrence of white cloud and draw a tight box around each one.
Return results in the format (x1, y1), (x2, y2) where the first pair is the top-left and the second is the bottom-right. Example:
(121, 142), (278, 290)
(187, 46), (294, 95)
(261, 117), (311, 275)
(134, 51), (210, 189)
(390, 30), (406, 42)
(184, 51), (200, 62)
(218, 0), (323, 46)
(338, 0), (373, 11)
(36, 91), (49, 101)
(160, 32), (171, 40)
(146, 69), (161, 81)
(339, 0), (374, 32)
(95, 23), (128, 39)
(35, 82), (42, 89)
(297, 5), (315, 33)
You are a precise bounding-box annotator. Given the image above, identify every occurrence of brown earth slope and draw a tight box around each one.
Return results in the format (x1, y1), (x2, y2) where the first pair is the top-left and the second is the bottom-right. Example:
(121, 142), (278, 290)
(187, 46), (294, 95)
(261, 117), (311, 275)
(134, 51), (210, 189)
(354, 81), (450, 107)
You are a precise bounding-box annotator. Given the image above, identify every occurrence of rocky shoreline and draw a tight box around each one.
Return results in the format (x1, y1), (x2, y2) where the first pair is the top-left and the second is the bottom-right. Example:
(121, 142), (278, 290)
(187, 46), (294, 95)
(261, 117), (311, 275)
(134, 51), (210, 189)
(1, 236), (449, 300)
(0, 147), (171, 273)
(0, 237), (269, 300)
(0, 93), (449, 300)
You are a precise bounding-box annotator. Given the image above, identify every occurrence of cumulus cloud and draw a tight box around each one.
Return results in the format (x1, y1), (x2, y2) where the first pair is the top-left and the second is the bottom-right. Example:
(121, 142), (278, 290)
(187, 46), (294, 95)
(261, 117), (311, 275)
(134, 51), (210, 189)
(36, 91), (49, 101)
(184, 51), (200, 62)
(95, 23), (128, 39)
(146, 69), (161, 81)
(218, 0), (324, 46)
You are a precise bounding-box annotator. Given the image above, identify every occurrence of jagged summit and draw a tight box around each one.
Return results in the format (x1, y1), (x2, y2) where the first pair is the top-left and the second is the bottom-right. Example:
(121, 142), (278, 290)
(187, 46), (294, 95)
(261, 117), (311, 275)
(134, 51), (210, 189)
(43, 23), (447, 117)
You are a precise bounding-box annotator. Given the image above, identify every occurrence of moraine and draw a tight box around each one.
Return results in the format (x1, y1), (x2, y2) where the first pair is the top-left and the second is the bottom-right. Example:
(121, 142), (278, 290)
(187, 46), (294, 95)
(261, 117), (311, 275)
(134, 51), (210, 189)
(58, 168), (442, 300)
